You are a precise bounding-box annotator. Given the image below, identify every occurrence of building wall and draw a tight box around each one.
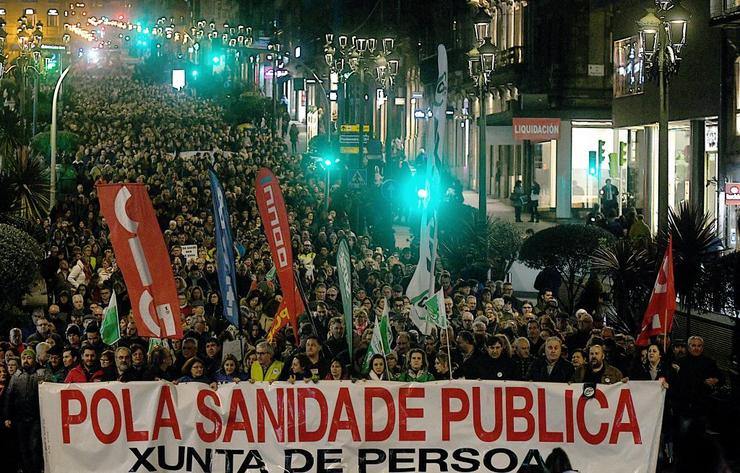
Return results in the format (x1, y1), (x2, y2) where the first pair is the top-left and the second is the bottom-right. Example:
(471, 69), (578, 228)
(611, 0), (721, 127)
(0, 0), (66, 48)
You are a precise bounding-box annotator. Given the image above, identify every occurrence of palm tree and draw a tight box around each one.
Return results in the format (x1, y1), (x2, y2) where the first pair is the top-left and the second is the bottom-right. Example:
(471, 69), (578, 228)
(2, 149), (50, 220)
(0, 106), (24, 171)
(667, 202), (717, 337)
(591, 239), (656, 335)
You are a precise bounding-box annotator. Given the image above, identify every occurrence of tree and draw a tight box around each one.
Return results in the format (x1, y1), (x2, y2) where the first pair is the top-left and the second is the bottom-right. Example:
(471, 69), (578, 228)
(0, 106), (24, 169)
(519, 224), (615, 315)
(1, 151), (50, 220)
(591, 239), (656, 334)
(439, 214), (524, 282)
(0, 223), (43, 309)
(30, 131), (81, 164)
(668, 202), (717, 337)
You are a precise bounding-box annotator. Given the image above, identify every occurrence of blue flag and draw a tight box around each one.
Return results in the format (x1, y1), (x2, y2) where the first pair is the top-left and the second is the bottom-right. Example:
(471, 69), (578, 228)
(208, 169), (240, 328)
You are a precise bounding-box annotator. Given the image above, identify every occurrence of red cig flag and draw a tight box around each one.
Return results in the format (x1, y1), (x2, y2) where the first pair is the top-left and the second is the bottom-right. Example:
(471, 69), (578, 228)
(97, 183), (183, 339)
(636, 235), (676, 346)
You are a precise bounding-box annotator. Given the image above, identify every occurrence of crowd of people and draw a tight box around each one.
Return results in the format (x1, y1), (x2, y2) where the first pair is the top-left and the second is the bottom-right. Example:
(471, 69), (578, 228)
(0, 68), (732, 473)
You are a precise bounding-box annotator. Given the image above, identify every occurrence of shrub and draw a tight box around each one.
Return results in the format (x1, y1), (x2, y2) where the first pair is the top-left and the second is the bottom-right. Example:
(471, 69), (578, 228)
(439, 213), (524, 282)
(0, 223), (44, 308)
(519, 224), (614, 315)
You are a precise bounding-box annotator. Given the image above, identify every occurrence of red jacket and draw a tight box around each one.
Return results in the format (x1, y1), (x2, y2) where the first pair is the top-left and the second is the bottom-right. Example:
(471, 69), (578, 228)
(64, 365), (104, 383)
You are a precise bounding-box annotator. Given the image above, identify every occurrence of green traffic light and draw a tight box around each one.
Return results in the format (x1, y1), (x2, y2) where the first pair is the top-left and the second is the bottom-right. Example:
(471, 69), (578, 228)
(417, 188), (429, 199)
(212, 56), (221, 65)
(192, 70), (199, 78)
(324, 158), (332, 166)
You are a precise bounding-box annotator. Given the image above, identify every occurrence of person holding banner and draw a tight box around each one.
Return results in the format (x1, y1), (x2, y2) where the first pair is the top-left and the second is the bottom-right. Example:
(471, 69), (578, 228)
(572, 343), (624, 384)
(365, 354), (392, 381)
(395, 348), (435, 382)
(249, 342), (284, 382)
(526, 337), (575, 383)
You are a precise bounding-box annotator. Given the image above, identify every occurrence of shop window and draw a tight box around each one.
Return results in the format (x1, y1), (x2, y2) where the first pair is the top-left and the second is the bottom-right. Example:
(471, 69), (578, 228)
(571, 127), (615, 210)
(668, 125), (691, 210)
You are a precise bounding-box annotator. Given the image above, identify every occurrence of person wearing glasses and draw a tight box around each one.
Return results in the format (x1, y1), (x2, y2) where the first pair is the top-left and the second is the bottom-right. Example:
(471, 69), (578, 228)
(249, 342), (284, 382)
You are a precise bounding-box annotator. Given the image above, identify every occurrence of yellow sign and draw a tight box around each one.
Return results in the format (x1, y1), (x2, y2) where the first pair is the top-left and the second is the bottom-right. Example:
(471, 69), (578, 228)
(340, 146), (360, 154)
(340, 124), (370, 133)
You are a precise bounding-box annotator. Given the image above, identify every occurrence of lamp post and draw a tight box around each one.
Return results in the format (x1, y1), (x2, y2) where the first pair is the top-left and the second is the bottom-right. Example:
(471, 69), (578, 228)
(268, 26), (282, 136)
(324, 34), (381, 166)
(468, 8), (497, 223)
(14, 16), (44, 141)
(637, 1), (689, 234)
(374, 34), (399, 164)
(50, 65), (72, 212)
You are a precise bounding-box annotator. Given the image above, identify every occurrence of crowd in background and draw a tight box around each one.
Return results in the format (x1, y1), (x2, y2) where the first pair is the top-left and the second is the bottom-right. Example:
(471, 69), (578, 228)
(0, 70), (732, 473)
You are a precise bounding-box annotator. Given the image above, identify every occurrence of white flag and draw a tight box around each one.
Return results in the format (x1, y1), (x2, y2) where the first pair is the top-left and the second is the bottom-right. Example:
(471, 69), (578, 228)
(424, 288), (448, 329)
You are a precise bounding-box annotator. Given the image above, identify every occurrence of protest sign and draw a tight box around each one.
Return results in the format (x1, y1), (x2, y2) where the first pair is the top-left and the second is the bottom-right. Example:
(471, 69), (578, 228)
(41, 380), (664, 473)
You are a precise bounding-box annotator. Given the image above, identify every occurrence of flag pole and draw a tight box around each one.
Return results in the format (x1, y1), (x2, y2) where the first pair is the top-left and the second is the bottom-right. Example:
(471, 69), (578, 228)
(381, 298), (392, 381)
(445, 327), (453, 381)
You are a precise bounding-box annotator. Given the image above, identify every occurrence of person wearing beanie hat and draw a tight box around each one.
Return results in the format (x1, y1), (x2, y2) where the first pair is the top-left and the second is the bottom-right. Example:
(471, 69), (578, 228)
(3, 345), (45, 473)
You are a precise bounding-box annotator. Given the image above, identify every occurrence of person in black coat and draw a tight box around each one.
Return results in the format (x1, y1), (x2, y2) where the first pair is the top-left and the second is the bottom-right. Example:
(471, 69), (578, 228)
(453, 331), (489, 380)
(483, 334), (516, 380)
(527, 337), (575, 383)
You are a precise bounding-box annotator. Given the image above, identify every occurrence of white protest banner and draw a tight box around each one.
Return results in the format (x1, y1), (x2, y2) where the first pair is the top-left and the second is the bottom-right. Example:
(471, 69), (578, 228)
(41, 380), (665, 473)
(181, 244), (198, 262)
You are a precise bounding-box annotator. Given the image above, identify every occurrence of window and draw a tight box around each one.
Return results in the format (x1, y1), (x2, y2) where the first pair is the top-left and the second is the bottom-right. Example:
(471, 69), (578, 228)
(48, 9), (59, 27)
(614, 36), (644, 98)
(25, 9), (36, 15)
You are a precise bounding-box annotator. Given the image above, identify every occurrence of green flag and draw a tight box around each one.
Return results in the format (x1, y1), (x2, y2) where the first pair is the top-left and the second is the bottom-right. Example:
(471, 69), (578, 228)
(101, 290), (121, 345)
(265, 266), (277, 281)
(424, 288), (448, 329)
(337, 239), (353, 357)
(362, 298), (392, 373)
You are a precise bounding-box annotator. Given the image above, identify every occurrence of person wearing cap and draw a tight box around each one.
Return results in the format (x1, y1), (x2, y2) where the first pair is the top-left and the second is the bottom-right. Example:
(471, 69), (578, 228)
(2, 348), (45, 473)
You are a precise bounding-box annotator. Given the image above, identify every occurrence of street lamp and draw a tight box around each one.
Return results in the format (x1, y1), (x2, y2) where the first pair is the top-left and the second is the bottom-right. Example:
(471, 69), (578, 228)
(468, 7), (497, 223)
(268, 26), (282, 135)
(374, 35), (399, 164)
(324, 32), (380, 165)
(637, 0), (689, 234)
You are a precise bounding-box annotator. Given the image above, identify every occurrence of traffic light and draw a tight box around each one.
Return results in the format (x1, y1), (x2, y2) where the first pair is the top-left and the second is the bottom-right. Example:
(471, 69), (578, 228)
(212, 55), (221, 65)
(588, 151), (597, 176)
(597, 139), (606, 165)
(619, 141), (627, 166)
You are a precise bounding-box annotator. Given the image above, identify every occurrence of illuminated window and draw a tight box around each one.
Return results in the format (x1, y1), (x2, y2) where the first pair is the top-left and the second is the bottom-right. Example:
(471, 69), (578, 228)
(0, 9), (6, 16)
(613, 36), (644, 98)
(25, 9), (36, 15)
(48, 10), (59, 27)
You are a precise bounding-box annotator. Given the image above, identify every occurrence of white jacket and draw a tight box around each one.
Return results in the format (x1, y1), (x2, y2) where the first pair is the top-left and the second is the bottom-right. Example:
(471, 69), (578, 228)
(67, 260), (89, 289)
